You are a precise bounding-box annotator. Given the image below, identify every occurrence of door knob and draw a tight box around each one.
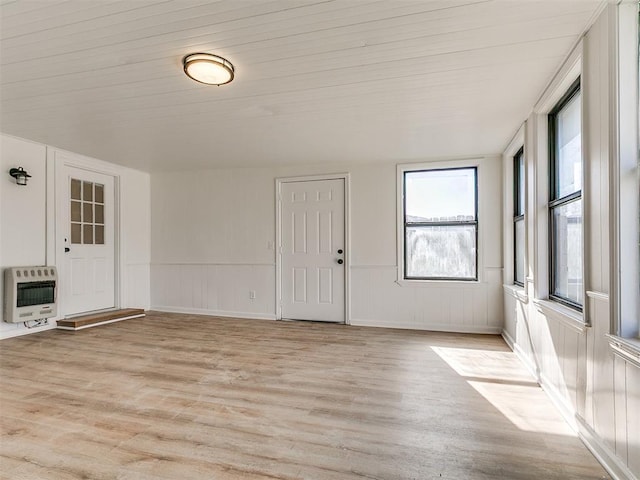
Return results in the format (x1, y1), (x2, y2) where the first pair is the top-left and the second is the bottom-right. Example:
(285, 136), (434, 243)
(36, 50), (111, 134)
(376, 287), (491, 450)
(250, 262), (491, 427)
(337, 249), (343, 254)
(337, 259), (343, 264)
(65, 247), (70, 253)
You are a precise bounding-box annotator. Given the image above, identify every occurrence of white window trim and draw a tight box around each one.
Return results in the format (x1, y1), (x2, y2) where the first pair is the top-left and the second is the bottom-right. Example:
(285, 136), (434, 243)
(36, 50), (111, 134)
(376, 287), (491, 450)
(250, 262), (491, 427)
(533, 40), (582, 114)
(504, 284), (529, 304)
(503, 125), (527, 298)
(396, 158), (483, 286)
(531, 39), (586, 324)
(606, 334), (640, 369)
(610, 2), (639, 339)
(533, 298), (587, 334)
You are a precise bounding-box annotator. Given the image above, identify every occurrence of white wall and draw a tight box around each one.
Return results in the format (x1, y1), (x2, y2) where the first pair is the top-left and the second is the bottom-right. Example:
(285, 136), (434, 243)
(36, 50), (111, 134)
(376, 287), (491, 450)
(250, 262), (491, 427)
(502, 4), (639, 480)
(0, 135), (49, 336)
(119, 167), (152, 312)
(0, 133), (151, 339)
(151, 157), (504, 333)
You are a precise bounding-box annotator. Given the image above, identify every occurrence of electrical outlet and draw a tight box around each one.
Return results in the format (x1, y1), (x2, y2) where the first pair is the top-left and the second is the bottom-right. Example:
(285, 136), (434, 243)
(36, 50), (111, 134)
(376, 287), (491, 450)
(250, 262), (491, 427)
(249, 290), (256, 300)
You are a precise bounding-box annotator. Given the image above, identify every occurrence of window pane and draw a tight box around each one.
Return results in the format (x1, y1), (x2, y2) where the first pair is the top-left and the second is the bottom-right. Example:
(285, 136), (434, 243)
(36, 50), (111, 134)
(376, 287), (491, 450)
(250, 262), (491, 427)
(83, 224), (93, 244)
(514, 219), (525, 285)
(82, 202), (93, 223)
(70, 201), (81, 222)
(95, 184), (104, 204)
(70, 179), (81, 200)
(552, 199), (583, 305)
(71, 223), (81, 244)
(515, 151), (525, 216)
(83, 181), (93, 201)
(95, 225), (104, 245)
(405, 168), (476, 221)
(555, 91), (582, 198)
(406, 225), (476, 279)
(95, 204), (104, 224)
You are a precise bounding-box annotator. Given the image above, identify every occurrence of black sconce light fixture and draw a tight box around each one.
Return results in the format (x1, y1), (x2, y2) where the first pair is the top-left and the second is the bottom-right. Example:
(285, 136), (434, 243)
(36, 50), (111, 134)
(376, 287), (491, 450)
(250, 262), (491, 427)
(9, 167), (31, 186)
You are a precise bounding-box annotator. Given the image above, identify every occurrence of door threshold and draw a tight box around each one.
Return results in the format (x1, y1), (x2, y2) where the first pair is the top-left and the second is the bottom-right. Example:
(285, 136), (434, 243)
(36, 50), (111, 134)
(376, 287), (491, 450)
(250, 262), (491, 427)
(281, 318), (345, 325)
(57, 308), (145, 331)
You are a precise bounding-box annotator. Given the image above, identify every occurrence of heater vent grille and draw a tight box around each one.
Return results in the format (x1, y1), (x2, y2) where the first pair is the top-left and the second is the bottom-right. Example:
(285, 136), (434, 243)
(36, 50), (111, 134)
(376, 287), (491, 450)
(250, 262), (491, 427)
(3, 266), (58, 323)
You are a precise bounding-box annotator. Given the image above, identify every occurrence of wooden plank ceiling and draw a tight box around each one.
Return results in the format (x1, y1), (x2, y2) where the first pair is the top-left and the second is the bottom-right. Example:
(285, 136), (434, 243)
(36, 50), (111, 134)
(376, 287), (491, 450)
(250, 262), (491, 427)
(0, 0), (604, 171)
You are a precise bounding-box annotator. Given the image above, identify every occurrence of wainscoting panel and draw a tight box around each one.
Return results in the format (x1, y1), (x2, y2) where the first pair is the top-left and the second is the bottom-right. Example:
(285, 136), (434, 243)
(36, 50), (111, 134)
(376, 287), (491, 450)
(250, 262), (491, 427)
(122, 263), (150, 310)
(151, 264), (276, 319)
(587, 293), (616, 454)
(614, 354), (629, 465)
(351, 266), (503, 333)
(152, 263), (503, 331)
(611, 341), (640, 477)
(533, 307), (582, 421)
(627, 361), (640, 475)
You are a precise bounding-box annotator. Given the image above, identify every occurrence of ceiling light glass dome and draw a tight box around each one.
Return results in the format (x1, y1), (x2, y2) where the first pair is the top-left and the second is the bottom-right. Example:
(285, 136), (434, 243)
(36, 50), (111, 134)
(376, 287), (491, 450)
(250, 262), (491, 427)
(183, 53), (234, 86)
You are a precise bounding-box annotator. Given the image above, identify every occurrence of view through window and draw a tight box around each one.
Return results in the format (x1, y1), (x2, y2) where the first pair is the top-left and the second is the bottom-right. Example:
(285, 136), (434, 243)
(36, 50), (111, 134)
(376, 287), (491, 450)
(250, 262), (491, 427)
(514, 148), (525, 286)
(549, 79), (583, 308)
(404, 167), (478, 280)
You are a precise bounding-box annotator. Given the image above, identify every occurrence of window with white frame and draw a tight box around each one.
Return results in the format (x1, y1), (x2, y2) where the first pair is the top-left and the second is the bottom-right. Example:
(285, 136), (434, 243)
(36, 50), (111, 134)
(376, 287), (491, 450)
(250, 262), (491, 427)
(548, 78), (583, 309)
(615, 2), (640, 338)
(513, 147), (525, 286)
(402, 167), (478, 281)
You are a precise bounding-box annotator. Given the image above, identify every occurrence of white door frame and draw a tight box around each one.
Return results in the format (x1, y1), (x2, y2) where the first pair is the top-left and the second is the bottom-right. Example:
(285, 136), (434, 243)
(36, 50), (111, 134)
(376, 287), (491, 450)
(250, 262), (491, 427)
(50, 149), (121, 317)
(275, 173), (351, 324)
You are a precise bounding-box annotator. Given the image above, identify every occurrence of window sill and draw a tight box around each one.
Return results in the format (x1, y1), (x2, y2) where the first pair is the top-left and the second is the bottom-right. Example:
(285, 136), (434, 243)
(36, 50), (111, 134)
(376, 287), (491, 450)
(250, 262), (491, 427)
(503, 284), (528, 303)
(396, 278), (482, 287)
(533, 299), (587, 333)
(607, 335), (640, 369)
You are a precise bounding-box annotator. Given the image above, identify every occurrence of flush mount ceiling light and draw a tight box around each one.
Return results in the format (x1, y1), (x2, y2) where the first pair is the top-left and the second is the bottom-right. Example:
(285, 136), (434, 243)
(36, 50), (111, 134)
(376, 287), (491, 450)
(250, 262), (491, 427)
(183, 53), (234, 86)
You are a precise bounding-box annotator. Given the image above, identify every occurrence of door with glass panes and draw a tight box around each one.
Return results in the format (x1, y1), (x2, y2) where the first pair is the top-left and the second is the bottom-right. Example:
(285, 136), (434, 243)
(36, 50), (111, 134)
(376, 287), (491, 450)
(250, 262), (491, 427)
(63, 166), (115, 315)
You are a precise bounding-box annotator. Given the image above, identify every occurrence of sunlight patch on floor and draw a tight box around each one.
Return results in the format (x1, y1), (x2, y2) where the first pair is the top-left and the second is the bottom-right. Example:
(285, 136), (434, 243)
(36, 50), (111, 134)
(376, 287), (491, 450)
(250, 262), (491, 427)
(431, 346), (577, 436)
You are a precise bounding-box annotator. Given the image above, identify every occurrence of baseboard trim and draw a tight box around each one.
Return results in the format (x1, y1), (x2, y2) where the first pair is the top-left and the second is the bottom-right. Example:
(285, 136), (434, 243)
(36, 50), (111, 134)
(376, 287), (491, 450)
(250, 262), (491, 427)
(538, 372), (579, 431)
(151, 305), (277, 321)
(350, 319), (501, 334)
(577, 416), (637, 480)
(501, 329), (516, 349)
(1, 322), (58, 340)
(501, 329), (540, 382)
(151, 309), (501, 332)
(503, 332), (578, 421)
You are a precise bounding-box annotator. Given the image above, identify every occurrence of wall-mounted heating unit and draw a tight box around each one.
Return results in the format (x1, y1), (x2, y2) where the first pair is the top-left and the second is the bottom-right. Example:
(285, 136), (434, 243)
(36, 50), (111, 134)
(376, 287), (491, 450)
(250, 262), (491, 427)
(4, 267), (58, 323)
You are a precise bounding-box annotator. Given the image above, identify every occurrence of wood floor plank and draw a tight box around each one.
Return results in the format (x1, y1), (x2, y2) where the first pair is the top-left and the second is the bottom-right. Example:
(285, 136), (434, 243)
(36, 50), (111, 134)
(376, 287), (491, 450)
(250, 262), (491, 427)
(0, 312), (610, 479)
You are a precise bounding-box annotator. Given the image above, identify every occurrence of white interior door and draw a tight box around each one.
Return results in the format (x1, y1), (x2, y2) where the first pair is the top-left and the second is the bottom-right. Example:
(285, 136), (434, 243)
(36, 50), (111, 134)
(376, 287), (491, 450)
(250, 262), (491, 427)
(280, 178), (345, 323)
(61, 167), (115, 316)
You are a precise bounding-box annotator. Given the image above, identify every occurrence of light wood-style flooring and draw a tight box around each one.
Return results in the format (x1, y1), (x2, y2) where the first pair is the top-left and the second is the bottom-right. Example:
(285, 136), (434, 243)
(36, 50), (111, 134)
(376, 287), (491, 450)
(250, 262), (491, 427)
(1, 312), (609, 480)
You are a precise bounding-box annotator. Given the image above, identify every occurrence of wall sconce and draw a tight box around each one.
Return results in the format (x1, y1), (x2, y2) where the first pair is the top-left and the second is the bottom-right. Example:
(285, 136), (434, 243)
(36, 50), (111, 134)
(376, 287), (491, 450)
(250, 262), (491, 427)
(9, 167), (31, 186)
